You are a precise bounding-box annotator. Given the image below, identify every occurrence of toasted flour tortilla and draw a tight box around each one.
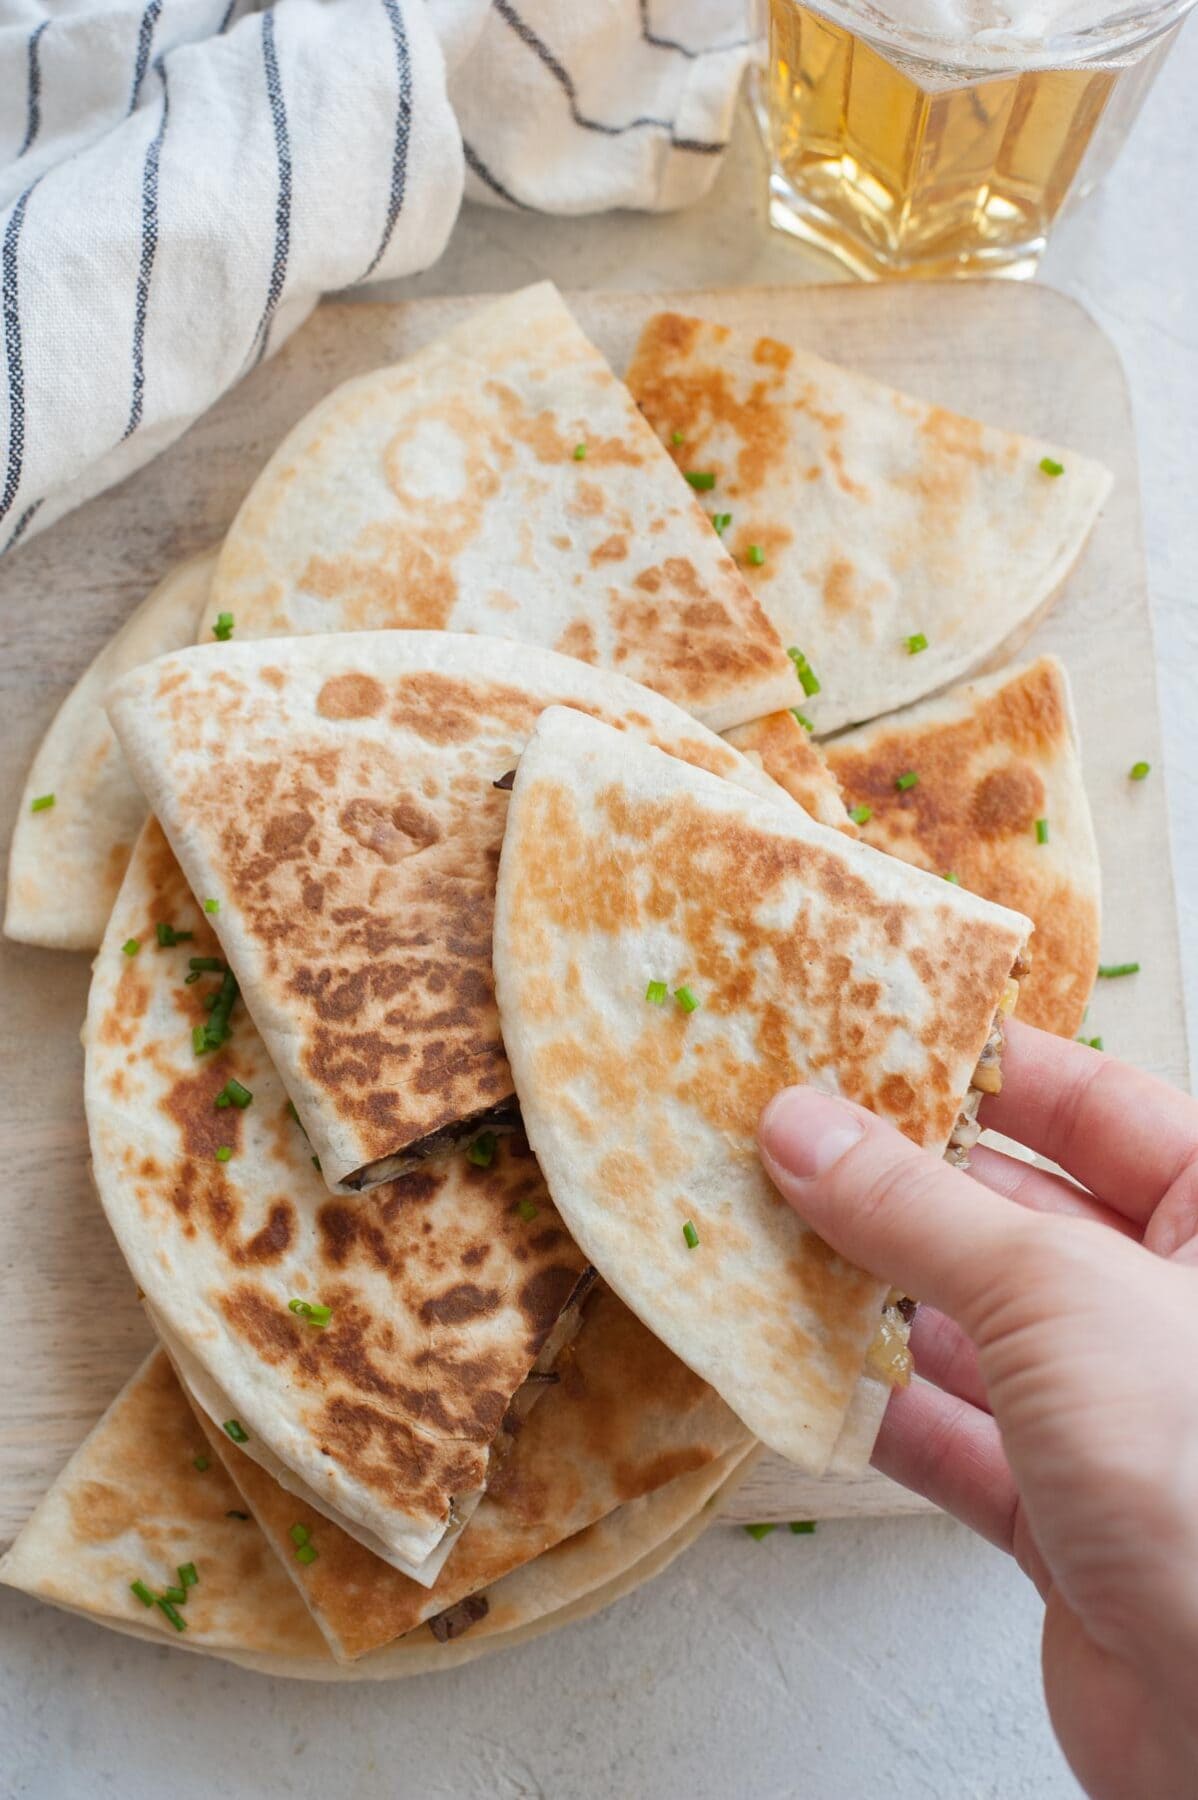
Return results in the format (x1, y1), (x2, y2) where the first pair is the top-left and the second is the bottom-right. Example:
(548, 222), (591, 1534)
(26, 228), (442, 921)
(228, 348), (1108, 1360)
(107, 633), (792, 1195)
(84, 820), (590, 1581)
(724, 711), (853, 832)
(5, 551), (215, 950)
(0, 1348), (754, 1679)
(195, 1286), (751, 1662)
(198, 283), (794, 733)
(493, 708), (1032, 1469)
(825, 657), (1099, 1037)
(626, 312), (1111, 735)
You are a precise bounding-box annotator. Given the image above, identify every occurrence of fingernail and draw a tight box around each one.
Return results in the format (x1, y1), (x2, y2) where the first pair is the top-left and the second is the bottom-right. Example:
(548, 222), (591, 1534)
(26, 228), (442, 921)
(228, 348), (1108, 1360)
(758, 1087), (865, 1180)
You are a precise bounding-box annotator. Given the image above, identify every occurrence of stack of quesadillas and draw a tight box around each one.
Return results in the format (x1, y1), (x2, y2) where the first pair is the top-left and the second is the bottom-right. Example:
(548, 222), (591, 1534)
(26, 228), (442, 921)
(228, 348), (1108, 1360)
(3, 284), (1108, 1674)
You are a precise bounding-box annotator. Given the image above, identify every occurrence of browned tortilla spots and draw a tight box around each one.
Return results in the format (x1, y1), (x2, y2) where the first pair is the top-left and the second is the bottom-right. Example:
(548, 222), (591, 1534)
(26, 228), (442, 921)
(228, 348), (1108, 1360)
(317, 673), (385, 720)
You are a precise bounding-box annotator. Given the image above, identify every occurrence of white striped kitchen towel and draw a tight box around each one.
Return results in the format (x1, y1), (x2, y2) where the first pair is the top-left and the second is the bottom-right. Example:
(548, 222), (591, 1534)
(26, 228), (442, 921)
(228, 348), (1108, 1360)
(0, 1), (753, 556)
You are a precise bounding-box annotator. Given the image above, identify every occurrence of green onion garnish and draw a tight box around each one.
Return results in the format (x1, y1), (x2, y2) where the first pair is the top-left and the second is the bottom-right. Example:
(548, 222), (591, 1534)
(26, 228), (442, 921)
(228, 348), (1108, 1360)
(156, 1597), (187, 1631)
(1035, 818), (1049, 844)
(645, 979), (668, 1005)
(671, 430), (685, 446)
(682, 1219), (699, 1249)
(215, 1146), (232, 1163)
(746, 544), (765, 566)
(308, 1303), (331, 1327)
(192, 1024), (209, 1056)
(212, 611), (234, 641)
(226, 1510), (250, 1521)
(786, 647), (821, 697)
(905, 632), (928, 654)
(789, 1520), (816, 1535)
(193, 968), (240, 1054)
(289, 1523), (310, 1547)
(295, 1543), (318, 1566)
(466, 1131), (497, 1168)
(214, 1077), (252, 1110)
(712, 512), (732, 536)
(289, 1298), (311, 1317)
(1130, 761), (1150, 780)
(516, 1199), (539, 1223)
(122, 939), (140, 957)
(790, 708), (813, 732)
(573, 443), (587, 460)
(162, 1585), (187, 1605)
(895, 771), (918, 792)
(1077, 1034), (1104, 1050)
(744, 1523), (776, 1541)
(155, 921), (194, 948)
(193, 1455), (209, 1472)
(30, 793), (54, 813)
(130, 1579), (155, 1607)
(203, 897), (220, 914)
(178, 1562), (198, 1588)
(674, 986), (699, 1014)
(848, 804), (872, 826)
(943, 872), (960, 884)
(1097, 962), (1139, 978)
(222, 1419), (248, 1444)
(1039, 456), (1064, 477)
(685, 471), (716, 490)
(188, 956), (224, 973)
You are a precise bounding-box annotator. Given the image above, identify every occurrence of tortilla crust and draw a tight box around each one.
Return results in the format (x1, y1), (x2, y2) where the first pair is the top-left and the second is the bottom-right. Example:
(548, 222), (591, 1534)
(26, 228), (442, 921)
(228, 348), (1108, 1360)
(724, 710), (854, 833)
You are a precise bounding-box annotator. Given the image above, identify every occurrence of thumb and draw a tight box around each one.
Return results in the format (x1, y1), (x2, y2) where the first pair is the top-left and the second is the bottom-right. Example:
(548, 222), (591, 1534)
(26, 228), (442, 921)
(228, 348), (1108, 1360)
(758, 1086), (1033, 1330)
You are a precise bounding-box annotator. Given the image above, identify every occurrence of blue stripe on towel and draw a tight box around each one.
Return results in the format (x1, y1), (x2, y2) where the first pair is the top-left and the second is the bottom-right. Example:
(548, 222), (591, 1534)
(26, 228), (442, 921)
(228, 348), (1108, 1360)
(18, 21), (50, 159)
(129, 0), (163, 113)
(124, 62), (170, 440)
(249, 11), (292, 369)
(360, 0), (413, 279)
(0, 181), (40, 531)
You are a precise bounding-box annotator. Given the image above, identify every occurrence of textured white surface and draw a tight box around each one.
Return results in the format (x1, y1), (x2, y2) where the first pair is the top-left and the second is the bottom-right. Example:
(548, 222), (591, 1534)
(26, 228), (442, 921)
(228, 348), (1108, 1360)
(4, 34), (1197, 1795)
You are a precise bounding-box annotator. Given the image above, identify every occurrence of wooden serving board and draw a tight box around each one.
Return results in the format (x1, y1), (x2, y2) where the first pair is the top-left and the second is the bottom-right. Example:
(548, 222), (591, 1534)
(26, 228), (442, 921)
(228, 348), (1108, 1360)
(0, 283), (1184, 1543)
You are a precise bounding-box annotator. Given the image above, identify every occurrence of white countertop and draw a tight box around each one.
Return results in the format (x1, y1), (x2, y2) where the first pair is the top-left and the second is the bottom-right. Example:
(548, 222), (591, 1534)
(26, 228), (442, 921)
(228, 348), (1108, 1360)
(4, 32), (1196, 1800)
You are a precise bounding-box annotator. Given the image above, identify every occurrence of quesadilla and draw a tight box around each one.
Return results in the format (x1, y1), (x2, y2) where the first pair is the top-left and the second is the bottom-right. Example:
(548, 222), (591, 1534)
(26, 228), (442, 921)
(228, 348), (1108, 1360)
(824, 657), (1099, 1038)
(106, 632), (792, 1196)
(5, 551), (215, 951)
(195, 1286), (751, 1662)
(0, 1348), (754, 1679)
(85, 819), (591, 1581)
(493, 707), (1032, 1470)
(625, 311), (1112, 735)
(724, 710), (853, 832)
(197, 283), (795, 733)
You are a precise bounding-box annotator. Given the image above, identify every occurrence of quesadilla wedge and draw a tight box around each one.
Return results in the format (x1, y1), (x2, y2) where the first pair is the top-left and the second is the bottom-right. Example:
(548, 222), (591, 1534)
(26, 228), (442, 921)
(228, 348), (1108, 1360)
(106, 632), (792, 1195)
(0, 1348), (754, 1679)
(625, 311), (1112, 734)
(192, 1286), (751, 1662)
(5, 551), (215, 951)
(493, 707), (1032, 1470)
(724, 710), (853, 833)
(85, 820), (591, 1581)
(824, 657), (1100, 1038)
(198, 283), (794, 733)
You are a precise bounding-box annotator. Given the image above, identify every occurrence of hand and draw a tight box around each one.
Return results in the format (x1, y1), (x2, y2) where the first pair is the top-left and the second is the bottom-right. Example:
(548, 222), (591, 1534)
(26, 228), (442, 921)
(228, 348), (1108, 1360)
(758, 1018), (1198, 1800)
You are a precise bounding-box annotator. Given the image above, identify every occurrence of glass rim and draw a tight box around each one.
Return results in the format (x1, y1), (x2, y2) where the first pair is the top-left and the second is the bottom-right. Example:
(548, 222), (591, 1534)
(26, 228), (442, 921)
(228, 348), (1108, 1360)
(779, 0), (1197, 72)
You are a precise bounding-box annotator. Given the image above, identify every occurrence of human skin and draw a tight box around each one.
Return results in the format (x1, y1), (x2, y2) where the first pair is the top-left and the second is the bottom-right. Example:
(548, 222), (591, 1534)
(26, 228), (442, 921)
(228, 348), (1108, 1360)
(758, 1018), (1198, 1800)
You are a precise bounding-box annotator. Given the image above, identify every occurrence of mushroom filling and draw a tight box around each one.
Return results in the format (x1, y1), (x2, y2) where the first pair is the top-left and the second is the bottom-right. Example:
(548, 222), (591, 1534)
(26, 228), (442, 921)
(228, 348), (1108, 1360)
(945, 961), (1027, 1171)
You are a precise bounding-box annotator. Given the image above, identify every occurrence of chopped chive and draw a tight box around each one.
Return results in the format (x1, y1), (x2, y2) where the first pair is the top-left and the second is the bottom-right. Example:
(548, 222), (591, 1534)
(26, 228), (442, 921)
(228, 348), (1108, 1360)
(130, 1579), (155, 1607)
(214, 1146), (232, 1164)
(288, 1298), (312, 1318)
(671, 430), (685, 446)
(226, 1510), (250, 1521)
(744, 1523), (776, 1541)
(30, 793), (54, 813)
(161, 1585), (187, 1605)
(895, 771), (918, 792)
(288, 1523), (310, 1547)
(286, 1100), (301, 1125)
(645, 979), (668, 1005)
(943, 872), (960, 884)
(685, 471), (716, 491)
(178, 1562), (198, 1588)
(222, 1419), (248, 1444)
(1039, 456), (1064, 477)
(295, 1543), (318, 1566)
(789, 1520), (816, 1535)
(466, 1131), (497, 1168)
(1077, 1034), (1104, 1050)
(188, 956), (224, 972)
(1129, 761), (1151, 781)
(786, 647), (821, 697)
(711, 512), (732, 536)
(516, 1198), (539, 1223)
(193, 1455), (209, 1472)
(184, 971), (203, 985)
(682, 1219), (700, 1250)
(122, 939), (140, 957)
(745, 544), (765, 567)
(1035, 818), (1049, 844)
(203, 898), (220, 913)
(156, 1597), (187, 1632)
(212, 611), (234, 641)
(194, 969), (240, 1054)
(790, 708), (814, 732)
(307, 1303), (332, 1327)
(674, 986), (699, 1014)
(1097, 962), (1139, 978)
(848, 804), (872, 826)
(573, 443), (587, 460)
(192, 1024), (209, 1056)
(905, 632), (928, 655)
(214, 1077), (252, 1110)
(156, 921), (194, 948)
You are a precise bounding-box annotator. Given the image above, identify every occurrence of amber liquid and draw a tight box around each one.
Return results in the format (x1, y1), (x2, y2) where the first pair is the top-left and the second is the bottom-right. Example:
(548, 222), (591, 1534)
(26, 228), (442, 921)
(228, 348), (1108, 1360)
(765, 0), (1175, 278)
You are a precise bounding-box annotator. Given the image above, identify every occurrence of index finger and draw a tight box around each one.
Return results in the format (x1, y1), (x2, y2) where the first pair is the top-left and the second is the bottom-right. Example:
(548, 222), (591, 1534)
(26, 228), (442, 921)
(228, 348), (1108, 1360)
(980, 1017), (1198, 1227)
